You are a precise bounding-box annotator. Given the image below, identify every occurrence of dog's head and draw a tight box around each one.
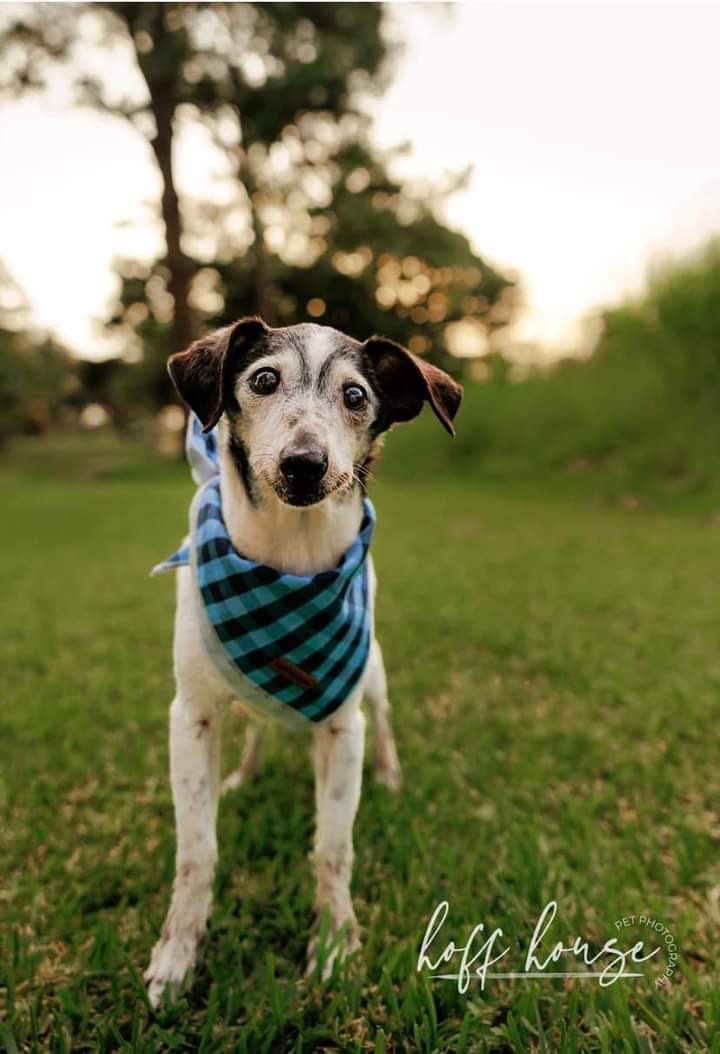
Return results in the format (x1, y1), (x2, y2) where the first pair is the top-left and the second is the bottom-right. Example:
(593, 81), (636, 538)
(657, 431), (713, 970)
(168, 318), (462, 508)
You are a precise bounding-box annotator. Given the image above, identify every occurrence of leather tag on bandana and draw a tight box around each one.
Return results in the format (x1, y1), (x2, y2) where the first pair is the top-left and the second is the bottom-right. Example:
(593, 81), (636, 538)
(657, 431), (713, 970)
(269, 656), (318, 691)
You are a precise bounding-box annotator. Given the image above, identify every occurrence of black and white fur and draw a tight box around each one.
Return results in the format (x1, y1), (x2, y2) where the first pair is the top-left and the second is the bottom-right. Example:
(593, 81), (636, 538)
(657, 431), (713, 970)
(144, 317), (462, 1005)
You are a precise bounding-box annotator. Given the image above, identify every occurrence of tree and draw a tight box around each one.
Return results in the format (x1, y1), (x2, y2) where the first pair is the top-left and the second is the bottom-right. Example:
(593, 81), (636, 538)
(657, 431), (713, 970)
(0, 3), (390, 388)
(1, 2), (516, 407)
(111, 133), (515, 381)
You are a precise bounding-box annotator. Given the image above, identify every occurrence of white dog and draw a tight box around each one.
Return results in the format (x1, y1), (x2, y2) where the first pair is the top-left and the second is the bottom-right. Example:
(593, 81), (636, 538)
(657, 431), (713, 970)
(144, 317), (462, 1005)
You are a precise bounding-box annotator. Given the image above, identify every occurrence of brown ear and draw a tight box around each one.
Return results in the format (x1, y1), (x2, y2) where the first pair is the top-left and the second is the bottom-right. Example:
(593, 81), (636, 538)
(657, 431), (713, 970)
(363, 337), (463, 436)
(167, 317), (268, 431)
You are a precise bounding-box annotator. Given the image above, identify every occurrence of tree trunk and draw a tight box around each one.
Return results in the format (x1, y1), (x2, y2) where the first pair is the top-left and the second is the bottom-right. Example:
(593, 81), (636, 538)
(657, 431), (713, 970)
(250, 188), (272, 324)
(241, 161), (272, 324)
(147, 90), (194, 356)
(119, 7), (195, 362)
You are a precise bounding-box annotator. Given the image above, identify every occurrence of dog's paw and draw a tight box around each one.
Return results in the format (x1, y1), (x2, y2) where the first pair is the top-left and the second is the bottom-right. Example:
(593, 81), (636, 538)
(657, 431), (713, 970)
(305, 911), (360, 981)
(144, 931), (202, 1008)
(221, 760), (263, 795)
(374, 759), (402, 792)
(220, 769), (247, 795)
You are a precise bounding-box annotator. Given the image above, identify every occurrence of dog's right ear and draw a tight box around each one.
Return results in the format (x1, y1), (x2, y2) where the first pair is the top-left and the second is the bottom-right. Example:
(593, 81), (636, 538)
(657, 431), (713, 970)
(362, 336), (463, 436)
(167, 317), (269, 432)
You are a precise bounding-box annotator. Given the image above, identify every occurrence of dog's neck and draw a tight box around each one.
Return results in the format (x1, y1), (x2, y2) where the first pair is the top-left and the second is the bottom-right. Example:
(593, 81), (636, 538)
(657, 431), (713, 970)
(218, 443), (364, 576)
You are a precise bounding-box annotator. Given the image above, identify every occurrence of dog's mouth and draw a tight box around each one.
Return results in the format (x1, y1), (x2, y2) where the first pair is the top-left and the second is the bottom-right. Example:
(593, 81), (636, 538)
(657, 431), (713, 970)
(271, 474), (350, 508)
(277, 486), (327, 508)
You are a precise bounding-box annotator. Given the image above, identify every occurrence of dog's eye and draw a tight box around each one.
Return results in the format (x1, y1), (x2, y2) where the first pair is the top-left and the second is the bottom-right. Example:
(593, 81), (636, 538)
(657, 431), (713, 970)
(343, 384), (367, 411)
(250, 368), (280, 395)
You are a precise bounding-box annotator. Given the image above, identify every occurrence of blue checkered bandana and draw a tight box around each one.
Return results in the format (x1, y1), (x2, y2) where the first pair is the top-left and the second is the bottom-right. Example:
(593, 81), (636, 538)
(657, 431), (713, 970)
(152, 415), (375, 730)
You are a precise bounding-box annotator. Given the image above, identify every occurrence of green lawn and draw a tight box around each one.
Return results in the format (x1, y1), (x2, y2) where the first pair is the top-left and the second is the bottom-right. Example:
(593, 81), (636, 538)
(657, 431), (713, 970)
(1, 448), (719, 1052)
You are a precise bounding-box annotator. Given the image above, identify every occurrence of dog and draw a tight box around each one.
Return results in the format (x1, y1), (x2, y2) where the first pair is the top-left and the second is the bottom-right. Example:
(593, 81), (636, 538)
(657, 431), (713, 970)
(144, 316), (462, 1005)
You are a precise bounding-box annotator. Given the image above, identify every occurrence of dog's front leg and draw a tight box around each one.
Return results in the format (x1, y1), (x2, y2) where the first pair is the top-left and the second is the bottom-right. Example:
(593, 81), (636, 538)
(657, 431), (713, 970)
(145, 695), (221, 1006)
(307, 698), (365, 978)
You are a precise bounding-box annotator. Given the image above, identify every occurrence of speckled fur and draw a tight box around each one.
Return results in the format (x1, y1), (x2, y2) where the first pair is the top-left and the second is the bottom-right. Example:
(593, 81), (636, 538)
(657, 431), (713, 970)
(145, 320), (460, 1006)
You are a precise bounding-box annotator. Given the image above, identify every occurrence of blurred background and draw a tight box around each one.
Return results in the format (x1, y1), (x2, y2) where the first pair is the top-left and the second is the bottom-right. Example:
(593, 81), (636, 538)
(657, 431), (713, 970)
(2, 0), (719, 500)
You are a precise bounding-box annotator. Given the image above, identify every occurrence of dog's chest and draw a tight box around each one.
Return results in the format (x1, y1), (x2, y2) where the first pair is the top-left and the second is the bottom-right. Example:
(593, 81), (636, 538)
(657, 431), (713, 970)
(155, 486), (375, 731)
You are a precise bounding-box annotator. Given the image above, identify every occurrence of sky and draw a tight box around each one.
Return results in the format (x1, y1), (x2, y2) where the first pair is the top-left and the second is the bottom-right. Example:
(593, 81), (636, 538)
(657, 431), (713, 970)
(1, 2), (720, 359)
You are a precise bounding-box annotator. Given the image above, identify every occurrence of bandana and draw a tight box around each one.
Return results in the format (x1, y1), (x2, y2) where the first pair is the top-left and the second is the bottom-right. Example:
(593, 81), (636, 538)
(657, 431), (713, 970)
(152, 416), (375, 730)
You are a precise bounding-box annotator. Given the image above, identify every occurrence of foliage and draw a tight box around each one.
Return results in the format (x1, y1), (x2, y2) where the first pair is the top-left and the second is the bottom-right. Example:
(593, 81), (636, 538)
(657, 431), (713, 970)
(0, 329), (72, 444)
(597, 237), (720, 396)
(99, 1), (514, 382)
(367, 236), (720, 508)
(112, 134), (513, 379)
(0, 2), (389, 386)
(0, 264), (73, 444)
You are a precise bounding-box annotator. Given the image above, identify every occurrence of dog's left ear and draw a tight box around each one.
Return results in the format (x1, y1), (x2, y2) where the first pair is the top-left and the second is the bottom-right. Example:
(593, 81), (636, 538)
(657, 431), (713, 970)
(362, 337), (463, 436)
(167, 317), (269, 432)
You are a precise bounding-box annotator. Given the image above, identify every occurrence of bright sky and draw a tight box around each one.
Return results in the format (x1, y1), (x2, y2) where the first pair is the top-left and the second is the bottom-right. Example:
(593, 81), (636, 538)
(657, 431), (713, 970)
(1, 2), (720, 358)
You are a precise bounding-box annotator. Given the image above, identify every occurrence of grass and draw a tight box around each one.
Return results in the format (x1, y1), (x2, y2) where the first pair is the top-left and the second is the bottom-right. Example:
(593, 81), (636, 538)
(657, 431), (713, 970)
(1, 432), (719, 1052)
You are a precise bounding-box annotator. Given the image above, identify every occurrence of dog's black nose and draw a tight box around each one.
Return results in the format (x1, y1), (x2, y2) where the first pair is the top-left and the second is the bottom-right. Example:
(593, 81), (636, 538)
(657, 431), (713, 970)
(280, 451), (328, 489)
